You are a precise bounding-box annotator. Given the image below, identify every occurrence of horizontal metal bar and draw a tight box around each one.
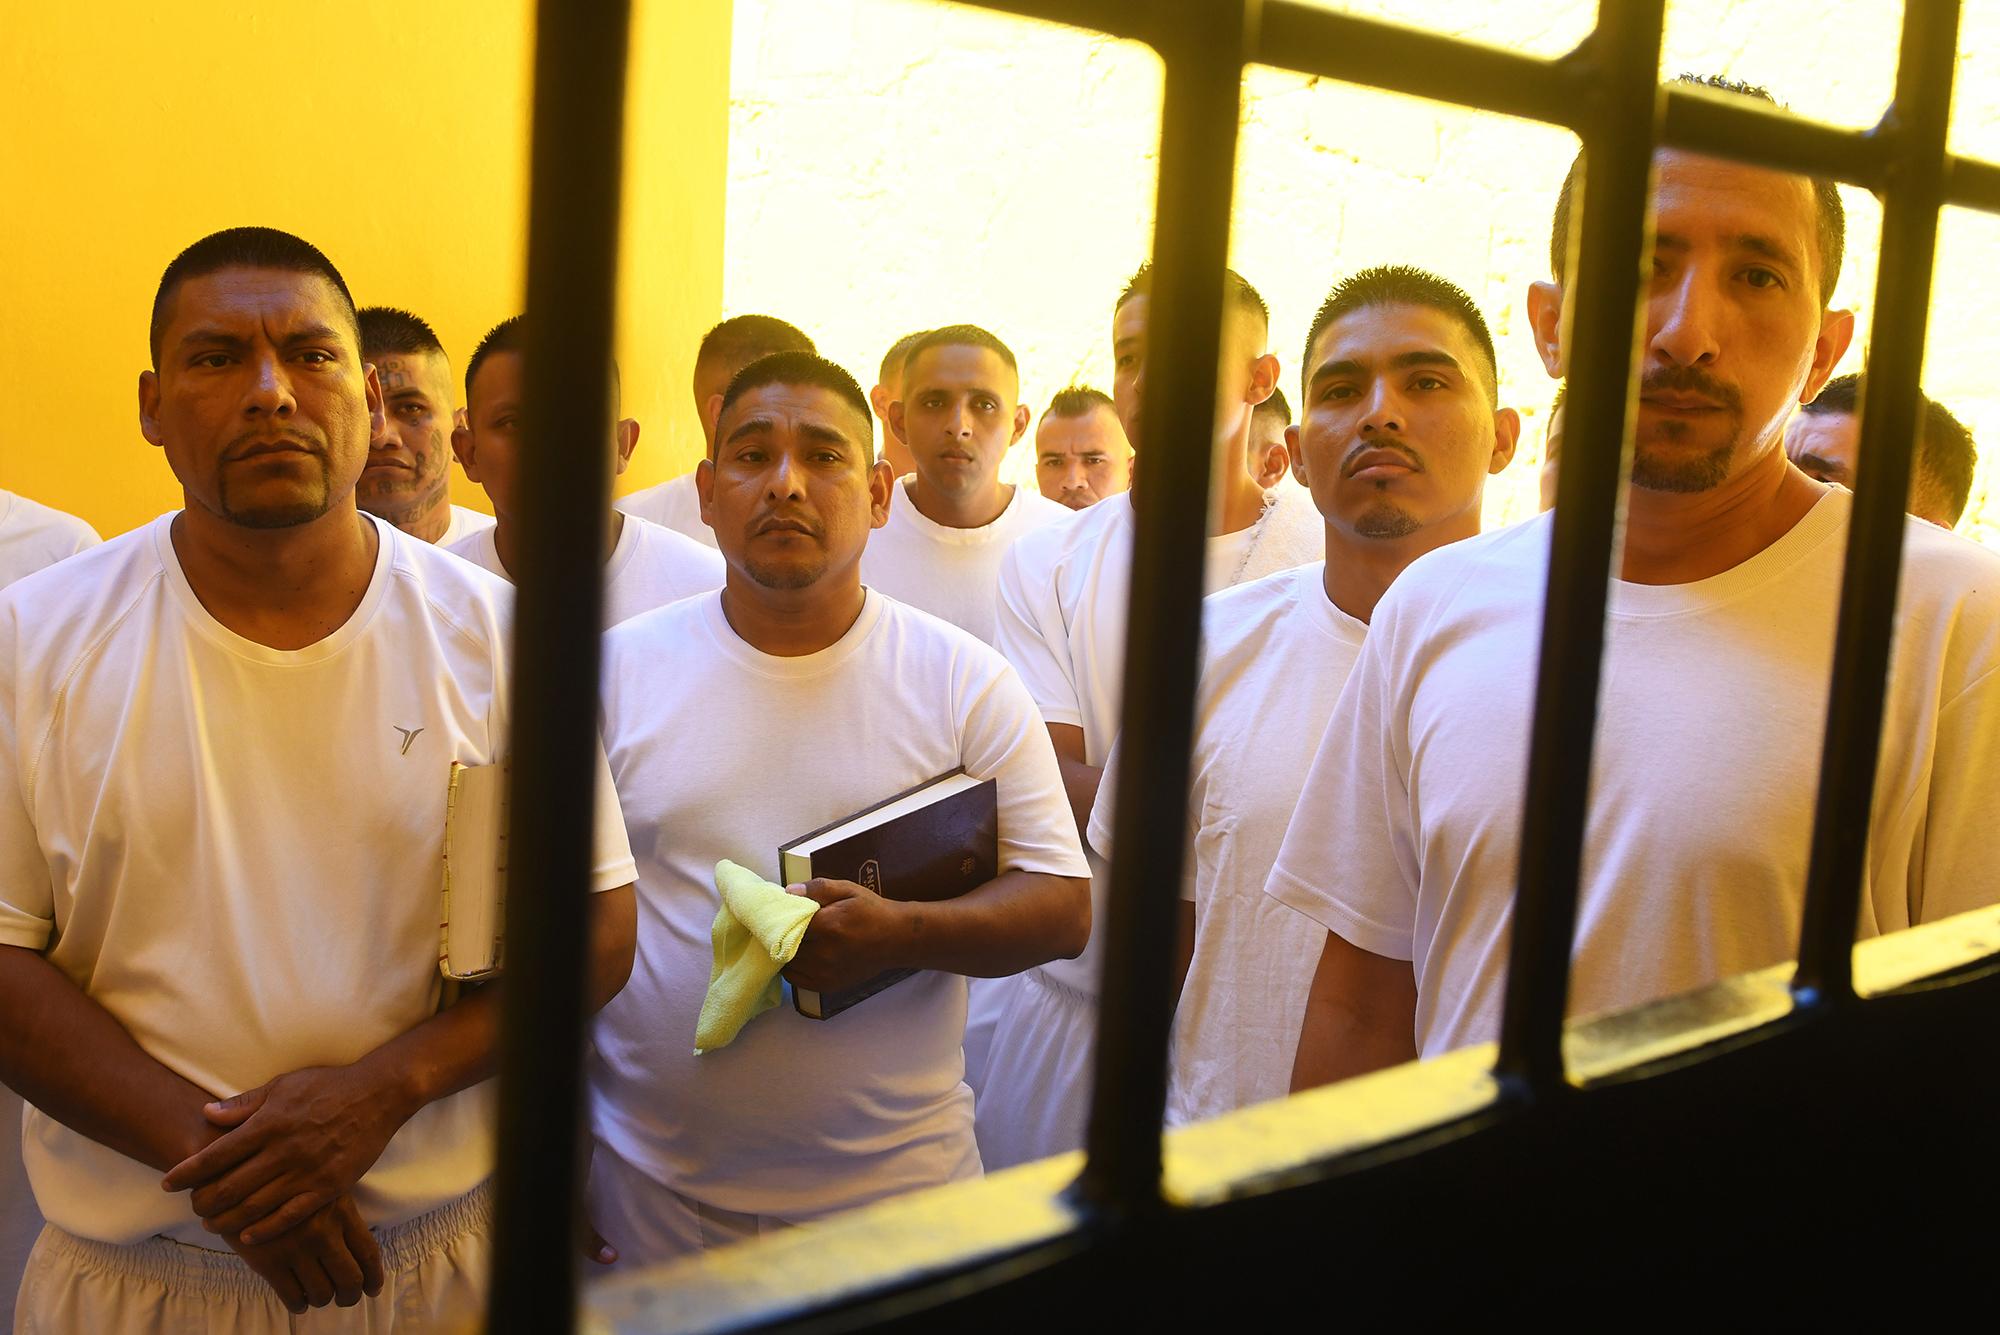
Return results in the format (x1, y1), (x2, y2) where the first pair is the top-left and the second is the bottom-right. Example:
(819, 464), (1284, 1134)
(1253, 0), (1582, 127)
(1494, 0), (1664, 1096)
(1945, 152), (2000, 213)
(1660, 83), (1887, 190)
(1793, 0), (1960, 1003)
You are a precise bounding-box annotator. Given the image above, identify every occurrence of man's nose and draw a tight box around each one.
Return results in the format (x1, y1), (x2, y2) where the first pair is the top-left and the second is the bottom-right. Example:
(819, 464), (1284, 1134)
(1063, 459), (1089, 492)
(765, 450), (807, 499)
(1359, 382), (1405, 436)
(1649, 268), (1723, 367)
(244, 351), (297, 417)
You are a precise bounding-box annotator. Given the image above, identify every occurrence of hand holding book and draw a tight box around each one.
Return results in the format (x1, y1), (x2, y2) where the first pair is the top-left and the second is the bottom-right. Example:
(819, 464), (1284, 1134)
(779, 878), (914, 996)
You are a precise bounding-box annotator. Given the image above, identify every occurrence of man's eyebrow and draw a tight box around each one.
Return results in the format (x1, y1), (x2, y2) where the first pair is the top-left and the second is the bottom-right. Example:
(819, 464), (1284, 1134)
(176, 328), (247, 351)
(1389, 348), (1464, 374)
(798, 421), (856, 447)
(1653, 230), (1804, 270)
(723, 415), (774, 445)
(1307, 358), (1366, 387)
(281, 323), (345, 345)
(1791, 451), (1851, 477)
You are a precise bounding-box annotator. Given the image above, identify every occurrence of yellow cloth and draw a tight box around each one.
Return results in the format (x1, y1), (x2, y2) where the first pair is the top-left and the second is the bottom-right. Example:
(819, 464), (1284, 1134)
(694, 859), (818, 1054)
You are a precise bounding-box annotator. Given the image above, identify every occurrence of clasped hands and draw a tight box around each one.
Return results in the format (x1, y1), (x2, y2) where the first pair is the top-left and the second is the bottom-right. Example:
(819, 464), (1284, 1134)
(779, 877), (911, 995)
(160, 1062), (409, 1313)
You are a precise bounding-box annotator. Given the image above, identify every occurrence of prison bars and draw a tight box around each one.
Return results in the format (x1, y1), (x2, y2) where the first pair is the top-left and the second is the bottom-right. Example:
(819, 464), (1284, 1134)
(495, 0), (1989, 1324)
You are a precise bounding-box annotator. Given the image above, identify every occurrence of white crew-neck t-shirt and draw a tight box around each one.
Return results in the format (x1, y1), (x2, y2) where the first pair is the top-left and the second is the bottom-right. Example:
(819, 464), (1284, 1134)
(1090, 562), (1365, 1123)
(0, 513), (637, 1248)
(614, 472), (717, 550)
(0, 490), (100, 590)
(591, 590), (1088, 1219)
(440, 503), (496, 547)
(446, 513), (723, 627)
(1267, 491), (2000, 1058)
(860, 478), (1071, 646)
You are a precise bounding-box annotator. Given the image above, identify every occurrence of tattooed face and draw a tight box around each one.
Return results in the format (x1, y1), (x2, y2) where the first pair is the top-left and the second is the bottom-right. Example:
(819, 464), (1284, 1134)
(356, 348), (455, 523)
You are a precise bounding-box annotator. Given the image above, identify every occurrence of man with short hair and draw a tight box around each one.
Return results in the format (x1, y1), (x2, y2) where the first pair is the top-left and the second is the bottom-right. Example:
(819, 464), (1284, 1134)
(355, 306), (495, 546)
(447, 316), (723, 625)
(588, 350), (1089, 1264)
(1090, 265), (1517, 1126)
(859, 325), (1070, 645)
(1277, 78), (2000, 1089)
(615, 314), (816, 547)
(0, 227), (638, 1329)
(1034, 386), (1132, 511)
(870, 330), (929, 478)
(0, 490), (100, 1326)
(970, 264), (1323, 1168)
(1785, 372), (1977, 529)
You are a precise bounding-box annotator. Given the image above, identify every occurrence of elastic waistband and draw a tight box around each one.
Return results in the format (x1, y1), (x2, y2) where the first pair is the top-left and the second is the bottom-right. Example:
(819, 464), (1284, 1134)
(38, 1180), (494, 1299)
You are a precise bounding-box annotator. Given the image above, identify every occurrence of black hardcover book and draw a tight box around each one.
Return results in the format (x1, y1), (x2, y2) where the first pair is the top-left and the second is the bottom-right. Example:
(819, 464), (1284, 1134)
(782, 769), (999, 1019)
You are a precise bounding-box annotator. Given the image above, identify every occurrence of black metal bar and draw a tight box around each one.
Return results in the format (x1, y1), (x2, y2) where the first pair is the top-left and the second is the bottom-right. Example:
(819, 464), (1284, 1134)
(1077, 0), (1253, 1217)
(1254, 0), (1582, 128)
(1792, 1), (1960, 1004)
(1661, 83), (1888, 191)
(487, 2), (631, 1330)
(1945, 153), (2000, 213)
(1492, 0), (1665, 1096)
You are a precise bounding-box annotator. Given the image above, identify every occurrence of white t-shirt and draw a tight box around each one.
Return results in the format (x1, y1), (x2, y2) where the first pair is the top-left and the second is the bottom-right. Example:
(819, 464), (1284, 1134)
(445, 513), (724, 627)
(440, 503), (496, 547)
(860, 478), (1070, 645)
(1266, 492), (2000, 1058)
(614, 472), (717, 550)
(0, 490), (99, 590)
(590, 590), (1089, 1219)
(1090, 562), (1365, 1123)
(0, 513), (637, 1247)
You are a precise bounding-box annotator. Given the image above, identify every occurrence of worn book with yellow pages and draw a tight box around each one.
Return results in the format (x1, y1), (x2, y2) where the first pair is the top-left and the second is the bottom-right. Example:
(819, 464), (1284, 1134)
(440, 759), (509, 982)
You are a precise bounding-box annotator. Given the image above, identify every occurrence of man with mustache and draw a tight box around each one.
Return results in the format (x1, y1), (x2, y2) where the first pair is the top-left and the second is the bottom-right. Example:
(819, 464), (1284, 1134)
(355, 307), (495, 546)
(447, 316), (723, 625)
(1277, 77), (2000, 1087)
(0, 228), (638, 1329)
(859, 325), (1070, 646)
(969, 264), (1322, 1169)
(586, 351), (1088, 1265)
(1785, 373), (1977, 530)
(1034, 386), (1132, 511)
(1089, 266), (1516, 1125)
(616, 314), (817, 549)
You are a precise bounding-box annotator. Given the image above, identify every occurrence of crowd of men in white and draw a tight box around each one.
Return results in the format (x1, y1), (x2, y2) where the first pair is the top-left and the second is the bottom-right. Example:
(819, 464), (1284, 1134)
(2, 77), (1997, 1331)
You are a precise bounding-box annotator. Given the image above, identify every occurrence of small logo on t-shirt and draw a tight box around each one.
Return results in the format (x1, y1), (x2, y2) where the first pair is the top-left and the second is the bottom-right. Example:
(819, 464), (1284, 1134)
(394, 726), (425, 756)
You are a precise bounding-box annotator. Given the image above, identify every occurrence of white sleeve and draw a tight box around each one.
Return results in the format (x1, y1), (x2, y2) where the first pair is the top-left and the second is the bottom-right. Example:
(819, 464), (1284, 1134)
(995, 540), (1083, 730)
(1262, 619), (1419, 961)
(1086, 737), (1118, 862)
(0, 602), (53, 950)
(588, 738), (638, 893)
(959, 658), (1091, 879)
(1910, 660), (2000, 923)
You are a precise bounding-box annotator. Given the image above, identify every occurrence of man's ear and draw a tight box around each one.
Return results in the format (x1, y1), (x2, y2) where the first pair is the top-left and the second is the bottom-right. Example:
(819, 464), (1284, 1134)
(1284, 422), (1307, 485)
(1252, 435), (1289, 489)
(451, 423), (480, 481)
(1246, 351), (1280, 406)
(612, 417), (640, 476)
(695, 456), (715, 528)
(703, 392), (725, 443)
(888, 399), (909, 446)
(138, 370), (164, 449)
(363, 364), (386, 440)
(869, 383), (892, 423)
(1010, 403), (1031, 445)
(1526, 280), (1566, 379)
(1489, 407), (1523, 474)
(869, 458), (896, 529)
(1802, 309), (1857, 404)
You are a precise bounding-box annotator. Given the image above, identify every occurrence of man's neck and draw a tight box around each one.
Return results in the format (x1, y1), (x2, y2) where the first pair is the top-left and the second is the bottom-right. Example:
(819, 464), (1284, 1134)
(1323, 511), (1481, 624)
(1620, 442), (1826, 585)
(908, 473), (1011, 529)
(719, 571), (867, 657)
(492, 510), (624, 581)
(170, 501), (379, 651)
(1211, 429), (1268, 536)
(369, 484), (452, 544)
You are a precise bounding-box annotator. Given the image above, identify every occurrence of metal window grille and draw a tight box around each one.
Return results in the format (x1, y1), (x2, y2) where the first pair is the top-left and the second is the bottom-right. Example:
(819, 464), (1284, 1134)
(490, 2), (2000, 1329)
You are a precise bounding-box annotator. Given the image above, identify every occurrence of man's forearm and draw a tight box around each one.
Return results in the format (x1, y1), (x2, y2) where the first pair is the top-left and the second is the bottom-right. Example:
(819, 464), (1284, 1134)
(1289, 931), (1418, 1092)
(895, 870), (1090, 978)
(1056, 754), (1102, 837)
(0, 945), (217, 1171)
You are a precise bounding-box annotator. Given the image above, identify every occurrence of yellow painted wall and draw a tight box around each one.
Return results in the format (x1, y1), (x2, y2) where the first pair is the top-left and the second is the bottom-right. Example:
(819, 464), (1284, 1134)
(722, 0), (2000, 542)
(0, 0), (732, 539)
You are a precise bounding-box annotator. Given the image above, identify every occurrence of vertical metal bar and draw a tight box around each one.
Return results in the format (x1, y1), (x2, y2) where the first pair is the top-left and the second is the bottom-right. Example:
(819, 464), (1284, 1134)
(1493, 0), (1664, 1096)
(1077, 0), (1253, 1216)
(488, 2), (631, 1330)
(1793, 0), (1960, 1003)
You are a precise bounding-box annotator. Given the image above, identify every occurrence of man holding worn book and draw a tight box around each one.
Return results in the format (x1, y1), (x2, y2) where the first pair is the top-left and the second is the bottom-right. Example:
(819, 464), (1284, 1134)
(590, 351), (1090, 1266)
(0, 228), (639, 1331)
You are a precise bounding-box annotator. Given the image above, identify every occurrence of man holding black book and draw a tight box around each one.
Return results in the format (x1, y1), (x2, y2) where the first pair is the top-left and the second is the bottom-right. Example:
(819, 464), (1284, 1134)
(589, 351), (1090, 1265)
